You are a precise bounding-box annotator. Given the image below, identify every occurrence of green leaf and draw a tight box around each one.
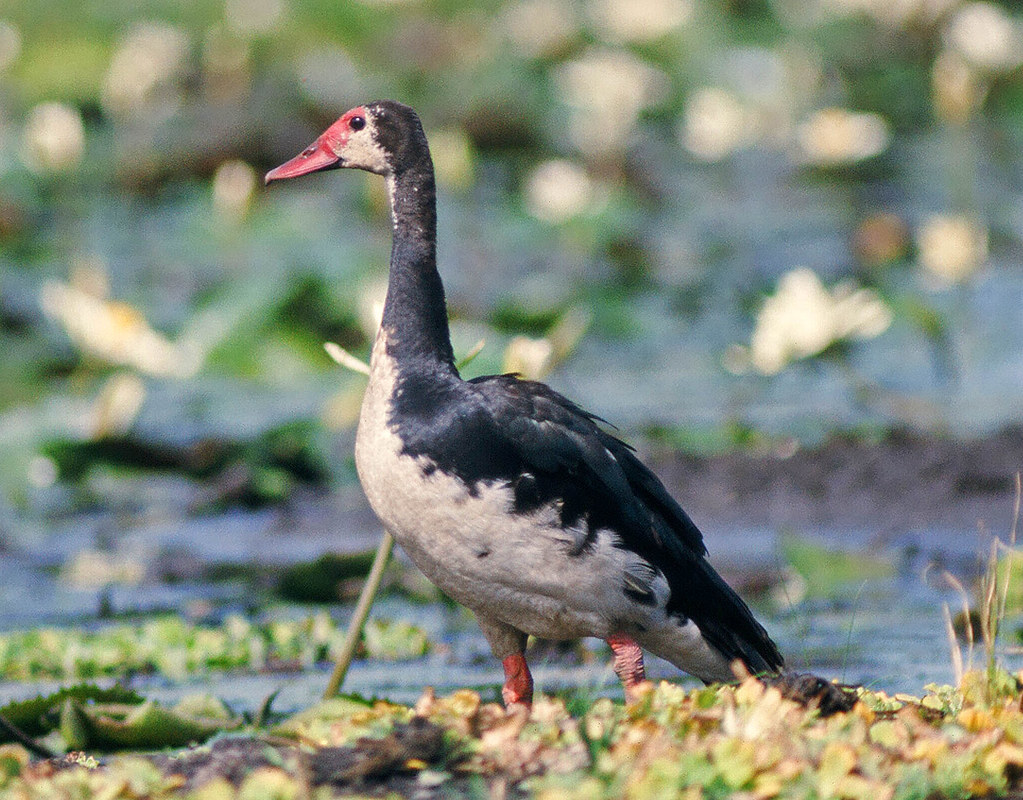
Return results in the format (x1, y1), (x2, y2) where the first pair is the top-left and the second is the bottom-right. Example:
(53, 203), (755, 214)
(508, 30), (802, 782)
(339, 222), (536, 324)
(83, 698), (242, 749)
(361, 618), (430, 661)
(0, 684), (144, 740)
(58, 699), (90, 751)
(277, 552), (376, 603)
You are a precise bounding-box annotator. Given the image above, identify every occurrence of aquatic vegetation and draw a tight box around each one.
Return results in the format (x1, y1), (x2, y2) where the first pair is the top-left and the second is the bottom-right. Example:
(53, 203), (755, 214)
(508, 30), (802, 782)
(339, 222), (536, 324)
(796, 108), (891, 167)
(915, 215), (989, 286)
(736, 268), (893, 376)
(276, 552), (378, 604)
(0, 612), (432, 682)
(524, 160), (602, 224)
(0, 0), (1019, 517)
(211, 161), (259, 224)
(5, 677), (1023, 797)
(56, 694), (242, 751)
(0, 0), (1020, 792)
(360, 619), (430, 663)
(781, 535), (895, 601)
(0, 684), (144, 740)
(40, 277), (197, 379)
(40, 418), (332, 507)
(20, 103), (84, 174)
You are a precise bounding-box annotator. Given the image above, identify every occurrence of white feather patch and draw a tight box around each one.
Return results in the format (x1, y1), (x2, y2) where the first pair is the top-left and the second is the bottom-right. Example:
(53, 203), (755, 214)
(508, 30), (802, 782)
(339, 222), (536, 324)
(355, 329), (731, 680)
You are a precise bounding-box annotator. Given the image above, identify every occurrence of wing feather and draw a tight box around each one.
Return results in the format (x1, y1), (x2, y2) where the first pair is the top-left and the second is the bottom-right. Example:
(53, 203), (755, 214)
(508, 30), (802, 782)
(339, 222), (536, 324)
(465, 373), (782, 673)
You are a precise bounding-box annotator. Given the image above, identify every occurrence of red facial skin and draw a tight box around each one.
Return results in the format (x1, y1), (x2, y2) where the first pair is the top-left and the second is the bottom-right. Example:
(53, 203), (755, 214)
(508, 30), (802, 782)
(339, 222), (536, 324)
(264, 106), (367, 184)
(266, 104), (656, 710)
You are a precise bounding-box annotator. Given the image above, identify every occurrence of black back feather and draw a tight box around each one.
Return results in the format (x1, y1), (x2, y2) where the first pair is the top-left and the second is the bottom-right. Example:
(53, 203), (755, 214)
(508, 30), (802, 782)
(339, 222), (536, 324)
(390, 368), (784, 674)
(359, 100), (781, 676)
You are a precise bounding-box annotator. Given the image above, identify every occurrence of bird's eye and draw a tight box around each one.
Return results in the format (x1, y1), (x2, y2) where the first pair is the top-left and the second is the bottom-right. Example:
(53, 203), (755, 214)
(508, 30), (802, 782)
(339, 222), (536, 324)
(350, 116), (366, 131)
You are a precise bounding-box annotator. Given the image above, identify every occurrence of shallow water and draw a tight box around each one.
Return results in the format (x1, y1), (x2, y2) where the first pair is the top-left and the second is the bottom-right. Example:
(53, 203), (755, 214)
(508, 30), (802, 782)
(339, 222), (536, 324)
(4, 0), (1023, 725)
(2, 85), (1021, 719)
(0, 506), (1015, 714)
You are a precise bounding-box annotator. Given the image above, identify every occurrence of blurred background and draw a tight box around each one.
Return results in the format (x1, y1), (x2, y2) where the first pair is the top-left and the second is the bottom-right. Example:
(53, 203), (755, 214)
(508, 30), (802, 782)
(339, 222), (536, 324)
(0, 0), (1022, 703)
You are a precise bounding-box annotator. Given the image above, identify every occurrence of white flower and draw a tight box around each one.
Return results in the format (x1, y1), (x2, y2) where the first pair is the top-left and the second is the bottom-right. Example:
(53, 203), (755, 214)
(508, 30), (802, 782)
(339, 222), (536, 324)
(932, 49), (986, 125)
(294, 46), (363, 110)
(681, 88), (756, 161)
(501, 0), (579, 58)
(0, 20), (21, 71)
(797, 108), (890, 166)
(26, 456), (57, 489)
(524, 159), (596, 223)
(587, 0), (692, 43)
(225, 0), (285, 36)
(63, 550), (146, 588)
(916, 214), (988, 284)
(822, 0), (958, 28)
(944, 2), (1023, 73)
(40, 279), (197, 378)
(746, 268), (892, 375)
(556, 47), (668, 154)
(212, 159), (258, 221)
(503, 336), (555, 380)
(21, 102), (85, 173)
(93, 372), (147, 437)
(102, 22), (189, 118)
(358, 279), (389, 340)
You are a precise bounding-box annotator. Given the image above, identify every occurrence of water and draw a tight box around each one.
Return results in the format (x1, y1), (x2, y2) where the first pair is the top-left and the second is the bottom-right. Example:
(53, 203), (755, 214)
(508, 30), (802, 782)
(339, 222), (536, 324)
(4, 0), (1023, 724)
(0, 500), (1014, 714)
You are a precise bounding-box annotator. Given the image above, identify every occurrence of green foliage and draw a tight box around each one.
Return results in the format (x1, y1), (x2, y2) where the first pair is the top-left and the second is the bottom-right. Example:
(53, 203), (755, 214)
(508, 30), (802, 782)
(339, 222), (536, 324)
(0, 612), (432, 682)
(276, 552), (376, 603)
(5, 678), (1023, 796)
(781, 534), (895, 599)
(41, 419), (332, 507)
(85, 697), (239, 750)
(643, 420), (764, 456)
(0, 0), (1018, 526)
(57, 695), (241, 751)
(1, 685), (239, 752)
(0, 684), (143, 738)
(360, 618), (431, 661)
(994, 550), (1023, 617)
(12, 35), (109, 104)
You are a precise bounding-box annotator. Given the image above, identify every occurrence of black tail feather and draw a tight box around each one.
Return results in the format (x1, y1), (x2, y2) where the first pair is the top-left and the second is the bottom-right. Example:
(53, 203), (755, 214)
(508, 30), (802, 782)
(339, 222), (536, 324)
(687, 555), (784, 675)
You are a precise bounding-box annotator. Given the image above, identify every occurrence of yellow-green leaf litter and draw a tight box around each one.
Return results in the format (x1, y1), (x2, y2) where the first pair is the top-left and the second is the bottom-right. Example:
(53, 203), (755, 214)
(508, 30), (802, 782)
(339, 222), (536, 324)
(4, 673), (1023, 798)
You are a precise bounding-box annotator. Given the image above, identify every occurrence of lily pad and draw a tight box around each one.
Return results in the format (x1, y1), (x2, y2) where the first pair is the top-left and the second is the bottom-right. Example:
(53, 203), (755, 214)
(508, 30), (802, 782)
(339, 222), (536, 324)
(77, 696), (242, 750)
(2, 686), (241, 752)
(0, 684), (144, 740)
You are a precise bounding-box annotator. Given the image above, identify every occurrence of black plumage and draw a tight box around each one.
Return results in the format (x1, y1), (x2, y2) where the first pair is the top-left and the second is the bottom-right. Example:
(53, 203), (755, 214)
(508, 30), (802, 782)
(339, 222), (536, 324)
(392, 368), (783, 674)
(266, 99), (783, 705)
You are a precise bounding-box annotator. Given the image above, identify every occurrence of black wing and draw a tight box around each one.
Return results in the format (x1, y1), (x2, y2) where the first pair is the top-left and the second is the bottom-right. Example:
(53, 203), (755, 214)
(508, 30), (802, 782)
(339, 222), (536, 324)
(391, 369), (782, 673)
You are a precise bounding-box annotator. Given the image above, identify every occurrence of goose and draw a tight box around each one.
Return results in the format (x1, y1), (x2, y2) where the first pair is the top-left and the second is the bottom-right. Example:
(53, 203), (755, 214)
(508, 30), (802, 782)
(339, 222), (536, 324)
(265, 100), (783, 706)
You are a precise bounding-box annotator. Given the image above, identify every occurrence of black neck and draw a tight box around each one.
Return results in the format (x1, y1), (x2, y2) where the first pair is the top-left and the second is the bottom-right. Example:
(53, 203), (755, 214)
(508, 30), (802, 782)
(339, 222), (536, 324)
(379, 157), (455, 369)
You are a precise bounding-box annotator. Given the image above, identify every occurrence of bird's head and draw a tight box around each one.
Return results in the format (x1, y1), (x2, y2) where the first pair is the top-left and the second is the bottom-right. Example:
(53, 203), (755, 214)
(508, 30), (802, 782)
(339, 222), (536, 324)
(265, 100), (428, 184)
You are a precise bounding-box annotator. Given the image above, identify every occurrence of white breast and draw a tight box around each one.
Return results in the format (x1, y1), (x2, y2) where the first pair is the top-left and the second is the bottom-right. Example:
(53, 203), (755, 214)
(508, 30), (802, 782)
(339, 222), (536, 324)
(354, 332), (656, 638)
(353, 330), (733, 679)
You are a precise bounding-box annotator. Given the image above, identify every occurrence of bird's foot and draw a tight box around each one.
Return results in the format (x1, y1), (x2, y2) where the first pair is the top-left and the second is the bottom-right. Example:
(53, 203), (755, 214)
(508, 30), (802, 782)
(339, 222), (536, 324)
(608, 633), (646, 702)
(501, 652), (534, 709)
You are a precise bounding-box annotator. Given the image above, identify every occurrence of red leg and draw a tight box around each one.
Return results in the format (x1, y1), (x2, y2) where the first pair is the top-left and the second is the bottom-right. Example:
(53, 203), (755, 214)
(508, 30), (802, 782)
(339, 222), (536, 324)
(501, 652), (534, 708)
(607, 634), (646, 701)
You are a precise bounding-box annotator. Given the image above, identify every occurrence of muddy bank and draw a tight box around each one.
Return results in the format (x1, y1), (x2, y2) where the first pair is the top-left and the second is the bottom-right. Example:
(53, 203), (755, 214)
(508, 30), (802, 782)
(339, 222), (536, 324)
(649, 426), (1023, 542)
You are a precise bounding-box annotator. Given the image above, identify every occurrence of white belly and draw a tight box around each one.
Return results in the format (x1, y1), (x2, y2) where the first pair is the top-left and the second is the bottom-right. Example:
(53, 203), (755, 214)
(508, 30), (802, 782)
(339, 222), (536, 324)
(353, 333), (666, 640)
